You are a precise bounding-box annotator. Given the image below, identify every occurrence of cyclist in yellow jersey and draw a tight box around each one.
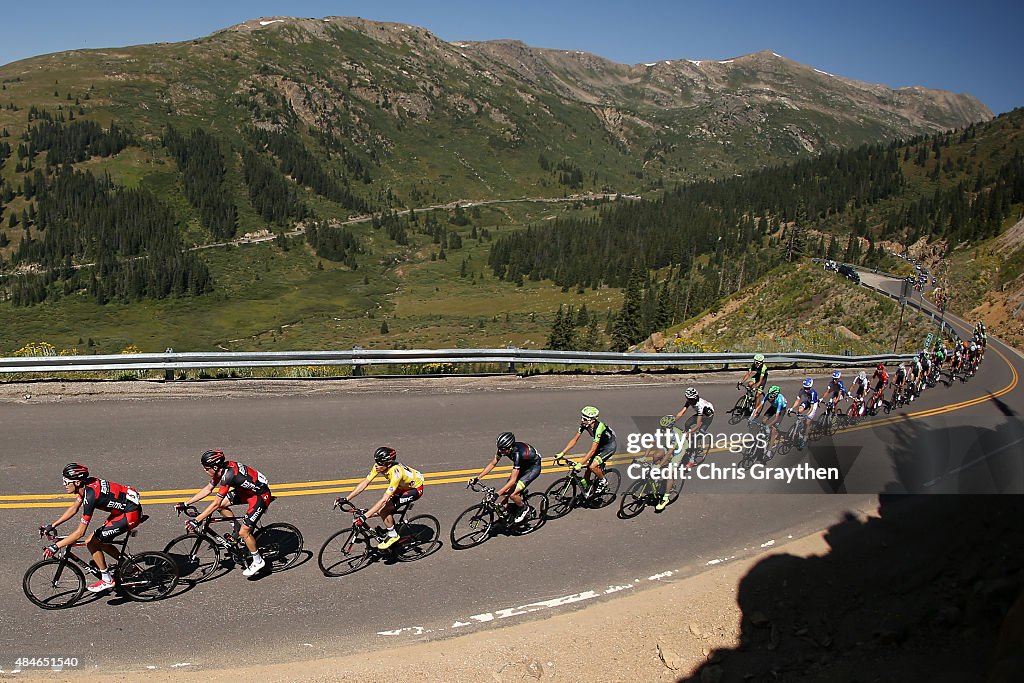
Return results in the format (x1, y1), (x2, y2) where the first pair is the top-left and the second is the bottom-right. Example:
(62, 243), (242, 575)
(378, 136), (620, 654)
(343, 446), (424, 550)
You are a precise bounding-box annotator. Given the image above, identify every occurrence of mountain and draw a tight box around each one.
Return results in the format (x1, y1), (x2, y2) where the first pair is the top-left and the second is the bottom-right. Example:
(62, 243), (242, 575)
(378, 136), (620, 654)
(0, 15), (991, 227)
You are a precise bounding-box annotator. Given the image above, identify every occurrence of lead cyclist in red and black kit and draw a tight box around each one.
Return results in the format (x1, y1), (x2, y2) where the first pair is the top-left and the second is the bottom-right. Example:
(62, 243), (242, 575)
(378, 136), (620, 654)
(469, 431), (543, 523)
(41, 463), (143, 593)
(182, 449), (273, 577)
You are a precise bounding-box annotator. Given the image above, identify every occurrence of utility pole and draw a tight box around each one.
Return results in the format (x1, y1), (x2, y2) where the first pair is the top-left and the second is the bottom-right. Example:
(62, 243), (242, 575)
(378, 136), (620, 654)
(893, 278), (911, 353)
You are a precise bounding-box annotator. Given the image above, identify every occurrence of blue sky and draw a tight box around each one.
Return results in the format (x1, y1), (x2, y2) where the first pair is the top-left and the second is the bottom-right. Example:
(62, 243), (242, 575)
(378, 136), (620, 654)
(1, 1), (1020, 115)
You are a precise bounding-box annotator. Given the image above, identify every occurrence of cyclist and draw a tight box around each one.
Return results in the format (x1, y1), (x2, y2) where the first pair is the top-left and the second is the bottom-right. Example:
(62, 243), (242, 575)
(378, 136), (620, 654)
(345, 446), (424, 550)
(673, 387), (716, 464)
(187, 450), (273, 577)
(906, 356), (923, 400)
(751, 385), (787, 460)
(820, 371), (847, 415)
(738, 353), (770, 404)
(790, 378), (819, 448)
(469, 432), (542, 523)
(848, 371), (869, 415)
(890, 363), (908, 405)
(920, 352), (933, 387)
(555, 406), (616, 498)
(934, 342), (947, 373)
(42, 463), (143, 593)
(868, 364), (889, 415)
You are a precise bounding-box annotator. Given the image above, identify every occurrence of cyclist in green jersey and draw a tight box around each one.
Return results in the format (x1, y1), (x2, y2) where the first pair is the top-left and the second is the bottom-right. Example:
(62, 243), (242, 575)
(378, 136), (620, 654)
(555, 406), (616, 497)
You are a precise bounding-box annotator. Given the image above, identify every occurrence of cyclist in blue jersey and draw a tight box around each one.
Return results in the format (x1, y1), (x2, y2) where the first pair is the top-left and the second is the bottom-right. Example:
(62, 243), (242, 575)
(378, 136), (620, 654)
(751, 385), (787, 460)
(820, 371), (847, 412)
(555, 406), (616, 497)
(789, 378), (819, 450)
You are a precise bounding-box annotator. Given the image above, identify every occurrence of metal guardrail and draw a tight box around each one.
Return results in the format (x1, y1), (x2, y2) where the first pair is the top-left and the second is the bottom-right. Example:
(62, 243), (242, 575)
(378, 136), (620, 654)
(0, 347), (917, 376)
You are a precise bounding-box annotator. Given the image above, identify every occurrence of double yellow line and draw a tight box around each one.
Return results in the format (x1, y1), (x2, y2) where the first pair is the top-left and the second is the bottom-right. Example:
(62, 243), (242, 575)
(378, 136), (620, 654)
(3, 346), (1017, 509)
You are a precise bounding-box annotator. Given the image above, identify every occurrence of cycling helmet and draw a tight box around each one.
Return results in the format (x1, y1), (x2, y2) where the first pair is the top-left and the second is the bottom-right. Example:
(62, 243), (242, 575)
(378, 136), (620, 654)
(200, 449), (226, 469)
(858, 371), (867, 381)
(898, 363), (905, 370)
(767, 385), (781, 399)
(877, 363), (885, 372)
(62, 462), (90, 482)
(802, 378), (813, 388)
(658, 415), (676, 427)
(374, 446), (398, 466)
(970, 342), (977, 352)
(753, 353), (765, 364)
(496, 431), (516, 453)
(580, 406), (600, 420)
(832, 370), (841, 379)
(684, 387), (699, 401)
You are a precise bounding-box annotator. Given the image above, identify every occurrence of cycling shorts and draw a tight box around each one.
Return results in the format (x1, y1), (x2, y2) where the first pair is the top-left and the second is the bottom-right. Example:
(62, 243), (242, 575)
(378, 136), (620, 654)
(514, 460), (543, 493)
(94, 509), (143, 542)
(592, 441), (618, 467)
(235, 490), (273, 528)
(390, 485), (424, 507)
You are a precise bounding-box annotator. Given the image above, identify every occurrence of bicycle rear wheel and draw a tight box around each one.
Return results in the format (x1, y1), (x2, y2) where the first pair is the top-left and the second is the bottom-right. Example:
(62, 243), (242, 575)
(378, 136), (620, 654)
(23, 559), (85, 610)
(318, 528), (372, 577)
(394, 514), (442, 562)
(543, 476), (578, 519)
(450, 503), (496, 550)
(255, 522), (304, 571)
(511, 492), (549, 536)
(728, 396), (749, 424)
(590, 468), (621, 508)
(118, 551), (179, 602)
(164, 534), (221, 582)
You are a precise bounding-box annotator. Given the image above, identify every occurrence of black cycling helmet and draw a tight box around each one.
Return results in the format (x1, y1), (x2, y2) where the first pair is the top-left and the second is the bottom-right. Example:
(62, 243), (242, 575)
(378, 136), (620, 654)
(62, 462), (90, 482)
(200, 449), (227, 469)
(374, 446), (398, 466)
(496, 432), (516, 453)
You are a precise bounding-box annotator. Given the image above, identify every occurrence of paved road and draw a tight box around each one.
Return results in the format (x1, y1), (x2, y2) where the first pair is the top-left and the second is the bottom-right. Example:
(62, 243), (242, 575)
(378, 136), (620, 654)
(1, 278), (1021, 674)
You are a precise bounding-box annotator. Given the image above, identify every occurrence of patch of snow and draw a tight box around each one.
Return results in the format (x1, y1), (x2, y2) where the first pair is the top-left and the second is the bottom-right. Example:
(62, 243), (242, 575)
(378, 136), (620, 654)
(814, 68), (836, 77)
(688, 60), (702, 66)
(259, 19), (284, 26)
(643, 63), (657, 67)
(719, 59), (734, 64)
(771, 52), (783, 58)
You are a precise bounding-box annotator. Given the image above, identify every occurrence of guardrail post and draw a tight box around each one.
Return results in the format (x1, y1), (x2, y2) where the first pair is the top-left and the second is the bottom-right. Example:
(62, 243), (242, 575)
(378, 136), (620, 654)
(163, 348), (174, 381)
(351, 346), (363, 377)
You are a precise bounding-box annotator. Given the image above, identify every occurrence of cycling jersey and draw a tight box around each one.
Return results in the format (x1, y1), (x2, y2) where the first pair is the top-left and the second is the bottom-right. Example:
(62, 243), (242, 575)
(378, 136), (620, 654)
(212, 462), (270, 498)
(823, 379), (846, 397)
(761, 394), (787, 416)
(796, 388), (819, 406)
(499, 442), (541, 470)
(580, 420), (617, 450)
(80, 479), (141, 525)
(894, 368), (907, 384)
(684, 397), (716, 417)
(366, 463), (424, 495)
(851, 379), (867, 398)
(748, 363), (769, 386)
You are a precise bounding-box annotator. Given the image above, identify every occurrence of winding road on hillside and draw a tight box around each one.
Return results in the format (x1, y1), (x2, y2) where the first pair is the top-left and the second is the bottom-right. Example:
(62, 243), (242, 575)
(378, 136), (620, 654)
(0, 272), (1021, 676)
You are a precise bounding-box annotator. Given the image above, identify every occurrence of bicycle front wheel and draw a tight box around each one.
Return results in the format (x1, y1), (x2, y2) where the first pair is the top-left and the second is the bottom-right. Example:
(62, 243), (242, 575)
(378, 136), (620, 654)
(394, 514), (442, 562)
(118, 551), (179, 602)
(450, 503), (496, 550)
(255, 522), (304, 571)
(618, 480), (651, 519)
(23, 559), (85, 610)
(318, 528), (372, 577)
(164, 534), (222, 583)
(544, 476), (578, 519)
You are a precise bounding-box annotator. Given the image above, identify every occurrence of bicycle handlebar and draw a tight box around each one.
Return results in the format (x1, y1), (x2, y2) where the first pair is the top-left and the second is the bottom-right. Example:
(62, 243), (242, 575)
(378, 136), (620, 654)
(552, 455), (581, 469)
(466, 480), (497, 496)
(176, 505), (200, 518)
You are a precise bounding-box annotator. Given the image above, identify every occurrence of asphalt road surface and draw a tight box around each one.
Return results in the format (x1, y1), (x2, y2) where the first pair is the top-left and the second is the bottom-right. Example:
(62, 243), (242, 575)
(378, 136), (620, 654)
(1, 274), (1021, 675)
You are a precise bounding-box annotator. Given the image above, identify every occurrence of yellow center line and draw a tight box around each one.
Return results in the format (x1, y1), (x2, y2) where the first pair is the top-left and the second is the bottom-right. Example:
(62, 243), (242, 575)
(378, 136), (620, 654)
(3, 343), (1016, 509)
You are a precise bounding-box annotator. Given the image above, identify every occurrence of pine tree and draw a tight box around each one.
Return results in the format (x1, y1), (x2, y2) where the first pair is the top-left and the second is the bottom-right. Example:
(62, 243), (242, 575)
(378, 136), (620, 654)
(611, 268), (644, 351)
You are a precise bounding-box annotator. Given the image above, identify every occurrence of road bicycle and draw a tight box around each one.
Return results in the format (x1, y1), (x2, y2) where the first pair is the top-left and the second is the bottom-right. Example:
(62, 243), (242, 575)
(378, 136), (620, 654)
(319, 498), (441, 576)
(544, 455), (621, 519)
(784, 412), (811, 451)
(618, 457), (682, 519)
(737, 418), (772, 469)
(812, 397), (841, 437)
(164, 504), (303, 582)
(449, 480), (548, 550)
(24, 517), (179, 609)
(729, 384), (759, 424)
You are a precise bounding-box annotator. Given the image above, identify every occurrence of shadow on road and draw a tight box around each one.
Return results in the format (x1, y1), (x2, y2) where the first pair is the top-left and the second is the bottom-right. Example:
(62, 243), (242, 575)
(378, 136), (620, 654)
(682, 414), (1024, 682)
